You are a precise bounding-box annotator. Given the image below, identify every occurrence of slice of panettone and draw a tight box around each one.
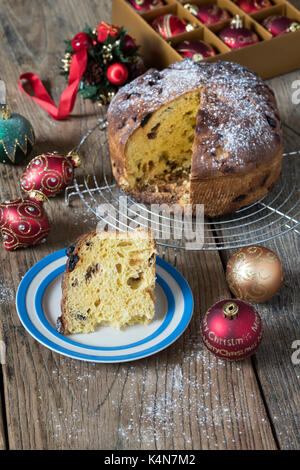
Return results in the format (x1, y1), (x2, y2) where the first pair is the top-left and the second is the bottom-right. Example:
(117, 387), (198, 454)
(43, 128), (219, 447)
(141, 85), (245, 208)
(58, 229), (156, 335)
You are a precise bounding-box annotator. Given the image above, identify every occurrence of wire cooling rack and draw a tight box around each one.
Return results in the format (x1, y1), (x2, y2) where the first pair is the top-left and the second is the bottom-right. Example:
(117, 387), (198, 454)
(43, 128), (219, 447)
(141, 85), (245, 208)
(65, 117), (300, 250)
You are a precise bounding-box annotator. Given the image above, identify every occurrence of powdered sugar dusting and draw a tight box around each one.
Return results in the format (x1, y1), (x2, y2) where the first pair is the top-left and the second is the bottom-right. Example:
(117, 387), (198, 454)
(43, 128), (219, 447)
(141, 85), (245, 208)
(195, 61), (279, 163)
(109, 59), (281, 171)
(0, 280), (14, 304)
(112, 60), (204, 116)
(116, 340), (270, 449)
(32, 337), (277, 449)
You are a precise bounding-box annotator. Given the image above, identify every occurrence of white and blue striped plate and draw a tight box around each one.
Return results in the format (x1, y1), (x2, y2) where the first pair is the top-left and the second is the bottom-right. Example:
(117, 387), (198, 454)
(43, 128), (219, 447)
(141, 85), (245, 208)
(16, 249), (193, 363)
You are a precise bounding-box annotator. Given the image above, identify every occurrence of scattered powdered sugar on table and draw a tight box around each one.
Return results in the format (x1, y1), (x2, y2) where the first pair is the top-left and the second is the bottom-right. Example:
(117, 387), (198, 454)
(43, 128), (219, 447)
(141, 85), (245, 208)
(71, 206), (96, 227)
(116, 340), (270, 449)
(0, 279), (14, 305)
(41, 304), (297, 449)
(41, 340), (277, 449)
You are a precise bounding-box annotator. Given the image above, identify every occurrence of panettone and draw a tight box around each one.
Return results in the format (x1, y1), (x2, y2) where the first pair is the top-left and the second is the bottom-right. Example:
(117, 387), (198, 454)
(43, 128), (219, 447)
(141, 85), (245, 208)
(107, 59), (282, 217)
(58, 229), (156, 335)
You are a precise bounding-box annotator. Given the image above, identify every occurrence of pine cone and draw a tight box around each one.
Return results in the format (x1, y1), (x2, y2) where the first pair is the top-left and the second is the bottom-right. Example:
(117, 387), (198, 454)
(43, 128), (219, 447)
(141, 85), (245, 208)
(128, 56), (146, 80)
(82, 60), (103, 86)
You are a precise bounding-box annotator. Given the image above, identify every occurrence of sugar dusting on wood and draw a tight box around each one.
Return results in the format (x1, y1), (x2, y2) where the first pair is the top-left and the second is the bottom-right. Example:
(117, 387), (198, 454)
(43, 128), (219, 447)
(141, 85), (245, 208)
(0, 280), (14, 304)
(41, 339), (272, 449)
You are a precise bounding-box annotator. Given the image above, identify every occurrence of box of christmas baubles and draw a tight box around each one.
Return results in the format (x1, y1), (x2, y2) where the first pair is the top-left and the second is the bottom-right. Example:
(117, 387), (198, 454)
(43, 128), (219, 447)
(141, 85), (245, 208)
(112, 0), (300, 79)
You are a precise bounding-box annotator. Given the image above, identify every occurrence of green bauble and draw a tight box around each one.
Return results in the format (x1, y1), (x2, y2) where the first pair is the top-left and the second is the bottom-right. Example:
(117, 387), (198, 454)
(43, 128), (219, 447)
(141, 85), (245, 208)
(0, 108), (35, 164)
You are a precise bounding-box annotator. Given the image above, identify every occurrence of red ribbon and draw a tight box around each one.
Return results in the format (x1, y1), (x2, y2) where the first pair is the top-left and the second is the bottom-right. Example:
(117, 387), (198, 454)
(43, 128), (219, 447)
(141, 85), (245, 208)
(17, 50), (88, 120)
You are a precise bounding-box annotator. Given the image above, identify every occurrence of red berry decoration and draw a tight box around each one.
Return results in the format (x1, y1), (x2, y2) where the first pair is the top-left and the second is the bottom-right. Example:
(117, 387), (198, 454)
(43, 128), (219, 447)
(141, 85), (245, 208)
(61, 23), (144, 106)
(151, 14), (194, 39)
(201, 299), (263, 361)
(184, 3), (230, 25)
(71, 32), (91, 52)
(235, 0), (270, 14)
(107, 63), (129, 85)
(0, 197), (50, 251)
(127, 0), (164, 13)
(97, 22), (119, 43)
(21, 152), (81, 199)
(219, 15), (259, 49)
(262, 15), (300, 36)
(176, 39), (216, 62)
(123, 34), (136, 52)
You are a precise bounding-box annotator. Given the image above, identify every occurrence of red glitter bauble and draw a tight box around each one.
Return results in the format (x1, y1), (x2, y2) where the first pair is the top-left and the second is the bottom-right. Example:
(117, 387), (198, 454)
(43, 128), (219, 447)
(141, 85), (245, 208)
(123, 34), (136, 52)
(0, 197), (50, 251)
(71, 32), (91, 52)
(107, 63), (129, 85)
(127, 0), (164, 13)
(176, 39), (216, 61)
(184, 3), (230, 25)
(219, 15), (259, 49)
(262, 15), (300, 36)
(235, 0), (270, 14)
(96, 22), (119, 43)
(151, 14), (193, 38)
(201, 299), (263, 361)
(21, 152), (81, 199)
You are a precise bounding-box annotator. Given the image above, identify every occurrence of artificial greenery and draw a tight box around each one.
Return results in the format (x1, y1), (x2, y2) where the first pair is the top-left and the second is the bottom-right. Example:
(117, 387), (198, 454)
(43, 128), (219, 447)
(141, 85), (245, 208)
(61, 24), (141, 104)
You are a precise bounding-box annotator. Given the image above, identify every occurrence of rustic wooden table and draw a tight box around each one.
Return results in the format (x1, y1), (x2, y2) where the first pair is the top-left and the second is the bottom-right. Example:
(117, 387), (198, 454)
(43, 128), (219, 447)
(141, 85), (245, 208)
(0, 0), (299, 451)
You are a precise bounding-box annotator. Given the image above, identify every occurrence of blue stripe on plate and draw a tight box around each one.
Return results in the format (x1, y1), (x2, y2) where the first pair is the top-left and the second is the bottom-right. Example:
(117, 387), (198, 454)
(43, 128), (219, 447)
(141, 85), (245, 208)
(16, 249), (193, 363)
(35, 266), (175, 350)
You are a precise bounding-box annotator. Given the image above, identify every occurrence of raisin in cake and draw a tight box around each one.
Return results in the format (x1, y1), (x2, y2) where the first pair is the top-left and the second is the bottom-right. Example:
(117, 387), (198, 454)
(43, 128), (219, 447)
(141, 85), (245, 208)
(108, 59), (282, 217)
(58, 230), (156, 335)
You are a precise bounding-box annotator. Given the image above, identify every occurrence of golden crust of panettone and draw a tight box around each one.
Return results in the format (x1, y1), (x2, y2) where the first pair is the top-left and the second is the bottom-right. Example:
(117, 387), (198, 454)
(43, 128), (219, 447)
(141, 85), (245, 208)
(58, 231), (95, 335)
(107, 59), (282, 217)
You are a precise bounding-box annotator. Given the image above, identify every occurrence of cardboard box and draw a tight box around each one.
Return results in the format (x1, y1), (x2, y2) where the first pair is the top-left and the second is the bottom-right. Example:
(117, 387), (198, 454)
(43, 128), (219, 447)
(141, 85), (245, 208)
(112, 0), (300, 79)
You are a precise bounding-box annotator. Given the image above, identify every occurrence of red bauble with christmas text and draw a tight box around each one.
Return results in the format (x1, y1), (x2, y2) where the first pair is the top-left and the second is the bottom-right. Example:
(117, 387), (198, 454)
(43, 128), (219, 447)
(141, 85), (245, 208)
(151, 14), (193, 38)
(262, 15), (300, 36)
(127, 0), (164, 13)
(0, 197), (50, 251)
(201, 299), (263, 361)
(219, 15), (259, 49)
(184, 3), (230, 25)
(71, 32), (91, 52)
(107, 63), (129, 85)
(176, 39), (216, 62)
(21, 152), (81, 199)
(235, 0), (270, 14)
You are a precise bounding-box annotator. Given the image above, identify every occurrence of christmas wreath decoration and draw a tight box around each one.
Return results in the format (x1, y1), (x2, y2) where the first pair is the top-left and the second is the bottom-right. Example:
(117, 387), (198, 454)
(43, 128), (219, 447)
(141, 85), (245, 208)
(18, 22), (145, 119)
(60, 23), (145, 106)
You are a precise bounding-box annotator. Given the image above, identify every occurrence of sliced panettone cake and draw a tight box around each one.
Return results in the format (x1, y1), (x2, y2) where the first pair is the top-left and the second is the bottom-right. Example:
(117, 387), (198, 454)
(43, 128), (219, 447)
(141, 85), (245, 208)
(58, 229), (156, 335)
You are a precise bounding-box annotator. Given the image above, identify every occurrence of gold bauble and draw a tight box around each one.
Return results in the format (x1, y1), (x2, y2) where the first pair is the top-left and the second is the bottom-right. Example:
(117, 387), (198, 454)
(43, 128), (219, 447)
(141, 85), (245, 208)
(226, 245), (283, 302)
(1, 106), (11, 119)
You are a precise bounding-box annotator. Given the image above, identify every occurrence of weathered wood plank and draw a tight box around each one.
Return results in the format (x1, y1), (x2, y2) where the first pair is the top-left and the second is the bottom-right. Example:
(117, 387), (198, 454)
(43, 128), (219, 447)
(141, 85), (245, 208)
(0, 371), (7, 449)
(0, 0), (293, 450)
(219, 232), (300, 449)
(0, 0), (112, 450)
(217, 69), (300, 448)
